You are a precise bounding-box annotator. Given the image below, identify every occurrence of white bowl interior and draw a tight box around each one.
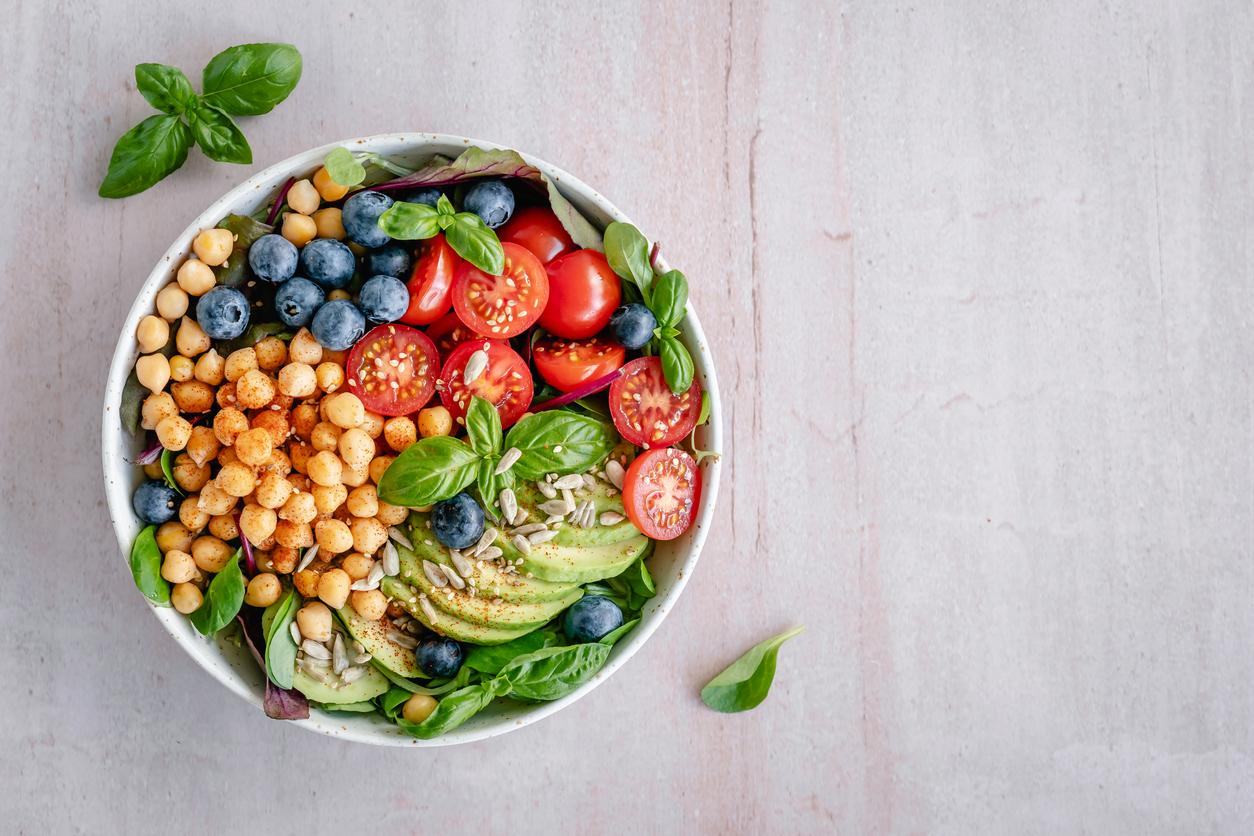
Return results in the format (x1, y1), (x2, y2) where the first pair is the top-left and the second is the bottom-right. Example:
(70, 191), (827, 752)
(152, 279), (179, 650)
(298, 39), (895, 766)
(101, 134), (722, 746)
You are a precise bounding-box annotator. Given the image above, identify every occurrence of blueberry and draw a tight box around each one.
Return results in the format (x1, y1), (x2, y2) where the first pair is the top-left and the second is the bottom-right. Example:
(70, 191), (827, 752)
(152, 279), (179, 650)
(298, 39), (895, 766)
(430, 492), (485, 549)
(462, 180), (515, 229)
(563, 595), (625, 643)
(310, 299), (366, 350)
(365, 244), (412, 278)
(609, 303), (657, 350)
(247, 234), (298, 283)
(133, 480), (178, 524)
(342, 190), (394, 248)
(274, 276), (326, 328)
(195, 286), (250, 340)
(399, 187), (441, 208)
(416, 636), (464, 679)
(357, 275), (410, 323)
(299, 239), (356, 290)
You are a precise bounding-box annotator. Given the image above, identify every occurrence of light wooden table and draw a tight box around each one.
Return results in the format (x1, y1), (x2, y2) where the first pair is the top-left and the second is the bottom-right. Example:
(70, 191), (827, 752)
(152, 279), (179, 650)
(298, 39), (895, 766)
(3, 1), (1252, 833)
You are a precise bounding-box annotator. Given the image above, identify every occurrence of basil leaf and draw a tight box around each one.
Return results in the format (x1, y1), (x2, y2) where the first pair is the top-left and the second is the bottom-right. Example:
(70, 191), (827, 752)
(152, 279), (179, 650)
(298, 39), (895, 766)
(600, 618), (640, 646)
(201, 43), (302, 116)
(700, 626), (804, 713)
(503, 411), (617, 480)
(476, 459), (500, 510)
(658, 337), (694, 395)
(497, 642), (612, 701)
(134, 63), (196, 114)
(397, 680), (501, 739)
(463, 629), (560, 676)
(377, 436), (482, 507)
(465, 396), (503, 457)
(189, 551), (247, 635)
(216, 321), (291, 355)
(604, 222), (653, 303)
(159, 448), (183, 496)
(262, 587), (300, 689)
(618, 559), (655, 610)
(436, 194), (456, 217)
(377, 201), (441, 241)
(120, 369), (146, 435)
(445, 212), (505, 275)
(98, 114), (192, 198)
(212, 214), (275, 288)
(378, 686), (411, 718)
(187, 102), (252, 164)
(324, 147), (366, 186)
(129, 525), (170, 605)
(650, 270), (688, 328)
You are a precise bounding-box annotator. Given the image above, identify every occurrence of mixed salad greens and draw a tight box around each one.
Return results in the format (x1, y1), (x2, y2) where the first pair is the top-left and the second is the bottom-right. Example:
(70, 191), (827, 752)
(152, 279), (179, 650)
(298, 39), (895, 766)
(119, 142), (718, 737)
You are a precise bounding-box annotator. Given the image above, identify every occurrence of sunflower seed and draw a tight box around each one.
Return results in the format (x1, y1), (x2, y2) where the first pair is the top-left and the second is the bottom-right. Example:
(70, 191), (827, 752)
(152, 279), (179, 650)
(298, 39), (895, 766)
(528, 528), (559, 544)
(422, 560), (449, 587)
(388, 526), (413, 550)
(471, 527), (499, 556)
(289, 622), (302, 645)
(478, 546), (503, 561)
(301, 639), (331, 660)
(463, 349), (489, 385)
(352, 640), (365, 653)
(605, 459), (626, 489)
(537, 481), (558, 499)
(332, 633), (348, 675)
(341, 665), (368, 684)
(499, 488), (518, 522)
(510, 505), (529, 526)
(561, 488), (576, 512)
(600, 511), (625, 526)
(552, 474), (584, 490)
(510, 522), (547, 536)
(539, 499), (571, 517)
(495, 447), (522, 475)
(443, 567), (466, 590)
(582, 473), (600, 489)
(511, 534), (532, 554)
(418, 595), (439, 623)
(296, 544), (320, 572)
(450, 549), (474, 578)
(351, 651), (372, 665)
(350, 577), (380, 591)
(386, 628), (419, 648)
(382, 541), (400, 576)
(368, 561), (386, 585)
(545, 514), (565, 524)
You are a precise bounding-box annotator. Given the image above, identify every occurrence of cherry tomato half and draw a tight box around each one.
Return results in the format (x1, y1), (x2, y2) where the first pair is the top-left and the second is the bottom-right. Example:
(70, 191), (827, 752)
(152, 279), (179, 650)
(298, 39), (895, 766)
(608, 356), (701, 447)
(399, 235), (460, 326)
(347, 324), (440, 417)
(424, 311), (487, 359)
(440, 339), (534, 427)
(533, 336), (626, 393)
(622, 447), (701, 540)
(499, 206), (574, 264)
(539, 249), (621, 340)
(452, 242), (549, 339)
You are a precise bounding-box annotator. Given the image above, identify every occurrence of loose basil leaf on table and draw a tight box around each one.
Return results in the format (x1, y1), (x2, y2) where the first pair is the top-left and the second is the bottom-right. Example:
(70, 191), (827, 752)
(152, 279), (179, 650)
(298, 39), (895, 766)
(189, 551), (247, 635)
(700, 626), (804, 713)
(376, 201), (441, 240)
(201, 42), (302, 116)
(187, 102), (252, 164)
(649, 270), (689, 329)
(445, 212), (505, 275)
(604, 221), (654, 304)
(98, 115), (193, 199)
(497, 642), (612, 701)
(134, 63), (196, 114)
(377, 435), (482, 507)
(262, 587), (301, 690)
(503, 411), (617, 480)
(159, 448), (183, 495)
(129, 525), (170, 605)
(658, 337), (695, 395)
(324, 146), (366, 187)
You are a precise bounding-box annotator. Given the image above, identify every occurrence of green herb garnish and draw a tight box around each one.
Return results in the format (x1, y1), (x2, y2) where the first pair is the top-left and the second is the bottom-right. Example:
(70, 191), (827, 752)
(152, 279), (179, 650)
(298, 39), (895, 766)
(700, 626), (803, 713)
(376, 194), (505, 275)
(128, 525), (170, 605)
(188, 550), (247, 635)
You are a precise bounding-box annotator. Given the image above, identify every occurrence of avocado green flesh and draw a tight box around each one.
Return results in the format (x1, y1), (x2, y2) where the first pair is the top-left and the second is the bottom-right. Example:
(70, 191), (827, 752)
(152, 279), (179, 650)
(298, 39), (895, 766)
(379, 576), (544, 645)
(512, 483), (642, 548)
(338, 605), (419, 677)
(521, 535), (653, 584)
(292, 663), (388, 704)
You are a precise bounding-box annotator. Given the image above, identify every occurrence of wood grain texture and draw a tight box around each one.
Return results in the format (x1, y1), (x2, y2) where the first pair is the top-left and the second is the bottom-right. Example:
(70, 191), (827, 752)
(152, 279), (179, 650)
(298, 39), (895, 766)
(2, 0), (1253, 832)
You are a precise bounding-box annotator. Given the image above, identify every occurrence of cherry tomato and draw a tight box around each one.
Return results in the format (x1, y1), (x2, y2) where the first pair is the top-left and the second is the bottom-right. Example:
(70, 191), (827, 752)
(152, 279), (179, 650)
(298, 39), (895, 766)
(608, 356), (701, 447)
(399, 235), (460, 326)
(498, 206), (574, 264)
(346, 324), (440, 417)
(451, 242), (549, 339)
(440, 339), (534, 427)
(533, 336), (626, 393)
(424, 311), (487, 359)
(622, 447), (701, 540)
(539, 249), (621, 339)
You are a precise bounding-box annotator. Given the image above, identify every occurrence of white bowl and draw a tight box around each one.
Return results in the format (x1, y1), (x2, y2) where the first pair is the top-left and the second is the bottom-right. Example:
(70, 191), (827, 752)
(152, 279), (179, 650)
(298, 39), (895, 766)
(101, 133), (722, 746)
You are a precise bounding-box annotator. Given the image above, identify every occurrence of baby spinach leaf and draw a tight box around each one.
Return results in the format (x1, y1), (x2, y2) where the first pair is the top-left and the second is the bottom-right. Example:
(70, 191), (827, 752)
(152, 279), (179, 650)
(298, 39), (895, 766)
(445, 212), (505, 275)
(187, 102), (252, 164)
(134, 63), (196, 114)
(600, 618), (640, 646)
(544, 178), (603, 251)
(201, 43), (302, 116)
(159, 448), (183, 496)
(604, 222), (654, 304)
(212, 214), (275, 288)
(129, 525), (170, 605)
(377, 686), (411, 718)
(216, 321), (290, 354)
(700, 626), (804, 713)
(120, 369), (146, 434)
(618, 559), (655, 610)
(504, 411), (616, 480)
(465, 396), (503, 457)
(497, 642), (612, 701)
(377, 436), (482, 507)
(262, 587), (300, 690)
(377, 201), (441, 240)
(463, 629), (560, 676)
(237, 613), (309, 720)
(650, 270), (688, 329)
(324, 147), (366, 186)
(658, 337), (694, 395)
(189, 551), (246, 635)
(99, 114), (192, 198)
(697, 391), (711, 425)
(397, 680), (503, 739)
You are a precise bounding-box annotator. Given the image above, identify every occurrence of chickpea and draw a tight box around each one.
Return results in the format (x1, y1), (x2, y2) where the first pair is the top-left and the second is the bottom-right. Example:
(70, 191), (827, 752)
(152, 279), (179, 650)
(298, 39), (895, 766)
(235, 369), (276, 410)
(224, 348), (258, 383)
(344, 464), (372, 488)
(208, 514), (239, 541)
(244, 573), (282, 608)
(240, 503), (278, 542)
(156, 283), (190, 320)
(350, 516), (388, 555)
(287, 179), (321, 215)
(168, 354), (194, 382)
(275, 518), (314, 549)
(176, 317), (211, 357)
(375, 502), (409, 526)
(216, 382), (238, 409)
(172, 582), (204, 614)
(313, 166), (350, 201)
(250, 410), (289, 449)
(161, 549), (197, 584)
(312, 207), (345, 239)
(282, 213), (317, 247)
(346, 485), (379, 518)
(296, 601), (334, 642)
(156, 415), (192, 451)
(308, 421), (341, 453)
(196, 483), (237, 516)
(136, 315), (170, 353)
(179, 495), (210, 531)
(401, 694), (438, 724)
(368, 455), (395, 484)
(191, 535), (233, 573)
(192, 227), (233, 266)
(262, 448), (293, 479)
(156, 521), (194, 553)
(254, 336), (288, 370)
(234, 427), (275, 467)
(279, 491), (318, 524)
(143, 460), (164, 480)
(327, 289), (352, 302)
(135, 353), (170, 394)
(172, 453), (210, 492)
(217, 445), (240, 469)
(193, 348), (225, 385)
(170, 380), (215, 413)
(315, 519), (354, 555)
(312, 483), (348, 516)
(270, 545), (299, 574)
(216, 462), (257, 498)
(289, 440), (313, 474)
(292, 566), (321, 597)
(359, 411), (384, 439)
(383, 417), (417, 452)
(325, 392), (365, 429)
(315, 362), (344, 393)
(323, 348), (349, 365)
(288, 328), (323, 365)
(307, 450), (344, 487)
(316, 567), (351, 608)
(341, 552), (374, 580)
(350, 589), (388, 621)
(287, 472), (312, 492)
(254, 533), (277, 551)
(141, 392), (178, 431)
(278, 362), (317, 397)
(269, 391), (295, 411)
(176, 259), (217, 295)
(418, 405), (453, 438)
(290, 403), (318, 438)
(214, 407), (250, 446)
(253, 472), (291, 510)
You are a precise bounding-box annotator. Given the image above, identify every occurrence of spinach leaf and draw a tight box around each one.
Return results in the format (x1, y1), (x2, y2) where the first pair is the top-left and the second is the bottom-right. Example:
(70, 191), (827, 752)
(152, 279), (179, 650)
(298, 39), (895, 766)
(324, 147), (366, 186)
(700, 626), (804, 713)
(600, 618), (640, 646)
(129, 525), (170, 605)
(497, 642), (612, 701)
(189, 551), (246, 635)
(376, 436), (482, 507)
(617, 559), (656, 610)
(658, 337), (694, 395)
(463, 629), (560, 676)
(445, 212), (505, 275)
(503, 411), (616, 480)
(377, 201), (441, 240)
(159, 448), (183, 496)
(697, 390), (711, 425)
(465, 396), (503, 457)
(262, 587), (300, 689)
(237, 612), (309, 720)
(581, 581), (629, 611)
(201, 43), (302, 116)
(98, 114), (192, 198)
(544, 178), (603, 251)
(216, 321), (290, 354)
(377, 686), (411, 719)
(211, 214), (274, 288)
(650, 270), (688, 329)
(187, 102), (252, 164)
(120, 369), (146, 435)
(604, 222), (654, 304)
(397, 680), (502, 739)
(134, 63), (196, 114)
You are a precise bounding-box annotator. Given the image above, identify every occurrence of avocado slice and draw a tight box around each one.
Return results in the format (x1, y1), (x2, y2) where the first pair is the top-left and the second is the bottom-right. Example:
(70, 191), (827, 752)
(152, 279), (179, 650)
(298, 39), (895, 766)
(292, 664), (388, 704)
(337, 605), (419, 678)
(515, 534), (653, 584)
(512, 483), (642, 549)
(380, 576), (548, 645)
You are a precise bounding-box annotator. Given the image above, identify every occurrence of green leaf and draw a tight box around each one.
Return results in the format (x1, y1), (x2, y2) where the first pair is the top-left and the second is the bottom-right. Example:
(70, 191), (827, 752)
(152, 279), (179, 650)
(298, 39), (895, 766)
(397, 680), (502, 739)
(376, 201), (441, 241)
(463, 629), (561, 676)
(599, 618), (640, 646)
(134, 63), (196, 114)
(476, 459), (500, 510)
(129, 525), (170, 605)
(604, 222), (653, 303)
(617, 559), (655, 610)
(211, 214), (275, 288)
(445, 213), (505, 275)
(658, 337), (694, 395)
(650, 270), (688, 328)
(324, 147), (366, 186)
(262, 587), (301, 689)
(313, 700), (377, 713)
(545, 179), (603, 251)
(377, 686), (412, 718)
(376, 436), (482, 507)
(435, 194), (456, 217)
(496, 642), (612, 701)
(189, 551), (247, 635)
(216, 321), (291, 355)
(503, 411), (617, 480)
(98, 114), (193, 199)
(697, 391), (711, 425)
(187, 103), (252, 164)
(700, 626), (804, 713)
(465, 396), (503, 457)
(120, 369), (146, 435)
(201, 43), (302, 116)
(159, 448), (183, 496)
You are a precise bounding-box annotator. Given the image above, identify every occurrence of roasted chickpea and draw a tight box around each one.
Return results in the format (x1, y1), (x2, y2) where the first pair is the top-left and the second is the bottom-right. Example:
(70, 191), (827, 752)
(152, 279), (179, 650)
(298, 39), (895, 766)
(275, 518), (315, 549)
(176, 317), (211, 357)
(217, 445), (240, 468)
(341, 552), (374, 580)
(315, 362), (344, 393)
(208, 514), (239, 541)
(311, 483), (348, 516)
(312, 207), (345, 239)
(278, 362), (317, 397)
(215, 382), (238, 409)
(279, 490), (318, 524)
(141, 392), (178, 431)
(172, 453), (210, 492)
(170, 380), (215, 413)
(172, 582), (204, 614)
(136, 315), (170, 353)
(296, 601), (333, 642)
(196, 483), (237, 516)
(310, 421), (342, 452)
(402, 694), (437, 724)
(192, 228), (233, 266)
(177, 259), (216, 296)
(313, 166), (350, 201)
(316, 567), (351, 608)
(156, 283), (190, 320)
(270, 545), (299, 574)
(234, 427), (275, 467)
(375, 501), (409, 526)
(292, 567), (321, 598)
(194, 348), (225, 385)
(383, 416), (417, 452)
(254, 336), (287, 370)
(289, 440), (313, 474)
(216, 462), (256, 498)
(245, 573), (282, 607)
(335, 427), (372, 472)
(179, 495), (210, 531)
(325, 392), (365, 429)
(307, 450), (344, 487)
(345, 484), (379, 518)
(282, 213), (317, 247)
(183, 426), (218, 467)
(224, 348), (258, 383)
(240, 504), (278, 543)
(359, 411), (384, 439)
(156, 521), (195, 553)
(191, 535), (233, 573)
(350, 516), (388, 555)
(418, 405), (453, 438)
(288, 328), (323, 365)
(213, 407), (249, 446)
(235, 369), (276, 410)
(290, 403), (318, 438)
(168, 354), (194, 382)
(143, 460), (164, 480)
(368, 455), (395, 484)
(350, 589), (388, 621)
(255, 472), (293, 509)
(249, 411), (288, 450)
(161, 549), (197, 584)
(135, 353), (170, 394)
(287, 179), (320, 215)
(156, 415), (192, 451)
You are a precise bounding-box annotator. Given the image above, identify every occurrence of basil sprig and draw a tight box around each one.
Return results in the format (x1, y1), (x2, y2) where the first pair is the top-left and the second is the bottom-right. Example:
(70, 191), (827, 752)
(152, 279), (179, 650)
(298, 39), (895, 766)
(376, 194), (505, 275)
(99, 43), (301, 198)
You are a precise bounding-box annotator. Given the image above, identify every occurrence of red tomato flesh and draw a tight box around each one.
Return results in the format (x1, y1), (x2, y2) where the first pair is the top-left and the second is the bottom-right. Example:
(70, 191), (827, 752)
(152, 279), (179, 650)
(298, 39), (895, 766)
(622, 447), (701, 540)
(539, 249), (621, 340)
(399, 235), (459, 326)
(452, 242), (549, 339)
(534, 336), (626, 393)
(499, 206), (575, 264)
(346, 324), (440, 417)
(440, 339), (534, 427)
(424, 311), (487, 359)
(608, 356), (701, 447)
